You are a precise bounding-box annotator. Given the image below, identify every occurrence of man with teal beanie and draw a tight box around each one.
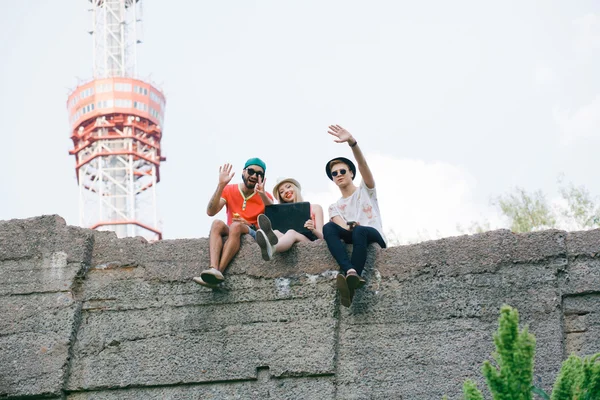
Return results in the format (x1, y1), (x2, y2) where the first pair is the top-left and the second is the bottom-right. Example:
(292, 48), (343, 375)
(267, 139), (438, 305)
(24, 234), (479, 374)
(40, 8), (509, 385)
(193, 157), (274, 288)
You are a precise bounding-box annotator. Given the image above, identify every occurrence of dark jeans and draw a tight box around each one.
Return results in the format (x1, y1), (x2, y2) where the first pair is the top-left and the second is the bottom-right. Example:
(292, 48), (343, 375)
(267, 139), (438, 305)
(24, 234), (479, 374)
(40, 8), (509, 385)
(323, 222), (386, 275)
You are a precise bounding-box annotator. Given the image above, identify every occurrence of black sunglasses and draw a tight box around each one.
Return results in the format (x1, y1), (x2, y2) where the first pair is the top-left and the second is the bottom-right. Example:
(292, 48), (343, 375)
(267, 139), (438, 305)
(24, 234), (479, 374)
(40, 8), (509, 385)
(331, 169), (347, 177)
(245, 168), (264, 178)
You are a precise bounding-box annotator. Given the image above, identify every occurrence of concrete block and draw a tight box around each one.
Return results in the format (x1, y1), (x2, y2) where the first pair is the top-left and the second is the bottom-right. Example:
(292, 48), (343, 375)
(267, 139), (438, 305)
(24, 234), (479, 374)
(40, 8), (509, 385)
(560, 258), (600, 295)
(0, 215), (93, 263)
(67, 373), (335, 400)
(563, 294), (600, 356)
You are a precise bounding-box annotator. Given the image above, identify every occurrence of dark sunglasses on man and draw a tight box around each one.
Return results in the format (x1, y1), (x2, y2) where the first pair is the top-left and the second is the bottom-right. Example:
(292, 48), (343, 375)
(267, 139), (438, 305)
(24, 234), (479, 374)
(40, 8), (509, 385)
(245, 168), (264, 179)
(331, 169), (347, 177)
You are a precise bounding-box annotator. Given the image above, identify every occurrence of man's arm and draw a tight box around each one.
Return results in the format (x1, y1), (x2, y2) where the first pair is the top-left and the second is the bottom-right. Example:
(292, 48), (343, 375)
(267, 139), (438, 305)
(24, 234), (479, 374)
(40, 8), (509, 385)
(331, 215), (351, 230)
(254, 175), (274, 205)
(327, 125), (375, 189)
(258, 192), (274, 206)
(207, 163), (234, 216)
(207, 184), (227, 216)
(348, 139), (374, 189)
(328, 203), (353, 231)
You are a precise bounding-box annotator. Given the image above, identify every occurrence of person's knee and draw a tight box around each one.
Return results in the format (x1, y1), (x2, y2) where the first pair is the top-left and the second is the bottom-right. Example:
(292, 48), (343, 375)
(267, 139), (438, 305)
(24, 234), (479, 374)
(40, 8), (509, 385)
(228, 222), (246, 237)
(284, 229), (304, 241)
(352, 226), (368, 241)
(210, 219), (227, 235)
(211, 219), (226, 229)
(323, 222), (338, 237)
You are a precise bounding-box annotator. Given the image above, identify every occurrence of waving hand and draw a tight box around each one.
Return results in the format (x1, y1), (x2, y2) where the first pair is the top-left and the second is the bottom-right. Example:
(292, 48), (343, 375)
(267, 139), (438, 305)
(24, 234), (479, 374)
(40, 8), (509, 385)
(218, 163), (235, 186)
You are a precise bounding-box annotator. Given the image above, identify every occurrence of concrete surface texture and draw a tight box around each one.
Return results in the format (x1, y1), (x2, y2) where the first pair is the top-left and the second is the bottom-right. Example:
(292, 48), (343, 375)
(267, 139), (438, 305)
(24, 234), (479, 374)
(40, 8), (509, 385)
(0, 215), (598, 399)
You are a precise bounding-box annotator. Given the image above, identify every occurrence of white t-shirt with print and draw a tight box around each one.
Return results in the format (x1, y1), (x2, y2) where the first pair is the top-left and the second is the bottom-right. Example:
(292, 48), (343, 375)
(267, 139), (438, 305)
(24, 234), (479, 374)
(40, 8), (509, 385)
(328, 181), (386, 244)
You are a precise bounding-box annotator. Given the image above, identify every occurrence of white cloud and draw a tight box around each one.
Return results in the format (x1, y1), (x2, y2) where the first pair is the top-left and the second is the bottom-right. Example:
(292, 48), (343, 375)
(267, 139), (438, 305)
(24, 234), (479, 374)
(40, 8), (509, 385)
(550, 14), (600, 145)
(533, 65), (556, 85)
(304, 153), (500, 245)
(574, 13), (600, 56)
(554, 95), (600, 144)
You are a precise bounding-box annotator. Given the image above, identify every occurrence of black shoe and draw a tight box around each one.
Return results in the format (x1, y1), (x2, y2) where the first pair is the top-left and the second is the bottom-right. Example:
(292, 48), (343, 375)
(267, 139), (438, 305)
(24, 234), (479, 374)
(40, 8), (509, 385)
(257, 214), (278, 246)
(336, 273), (352, 307)
(346, 270), (366, 290)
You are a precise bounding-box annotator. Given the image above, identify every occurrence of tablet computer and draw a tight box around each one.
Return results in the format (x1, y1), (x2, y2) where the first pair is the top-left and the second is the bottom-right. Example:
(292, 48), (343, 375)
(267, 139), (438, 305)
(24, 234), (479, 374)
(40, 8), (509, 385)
(264, 202), (311, 234)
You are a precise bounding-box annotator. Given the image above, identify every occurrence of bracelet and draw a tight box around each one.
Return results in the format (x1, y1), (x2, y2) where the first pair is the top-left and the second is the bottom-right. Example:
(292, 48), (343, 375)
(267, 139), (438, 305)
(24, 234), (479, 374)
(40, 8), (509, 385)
(349, 140), (358, 148)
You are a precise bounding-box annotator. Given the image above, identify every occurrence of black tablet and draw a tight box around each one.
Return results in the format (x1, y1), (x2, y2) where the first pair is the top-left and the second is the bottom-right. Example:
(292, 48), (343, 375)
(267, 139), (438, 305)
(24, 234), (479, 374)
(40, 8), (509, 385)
(264, 202), (311, 234)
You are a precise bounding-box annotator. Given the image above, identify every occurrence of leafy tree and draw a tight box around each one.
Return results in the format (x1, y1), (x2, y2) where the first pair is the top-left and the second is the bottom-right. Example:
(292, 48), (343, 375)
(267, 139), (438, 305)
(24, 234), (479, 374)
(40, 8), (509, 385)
(495, 187), (556, 233)
(389, 179), (600, 243)
(491, 180), (600, 233)
(558, 182), (600, 230)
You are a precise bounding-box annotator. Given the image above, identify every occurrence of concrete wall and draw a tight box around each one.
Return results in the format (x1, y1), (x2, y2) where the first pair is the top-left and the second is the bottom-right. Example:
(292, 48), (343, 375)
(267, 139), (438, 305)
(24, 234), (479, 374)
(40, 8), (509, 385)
(0, 215), (599, 399)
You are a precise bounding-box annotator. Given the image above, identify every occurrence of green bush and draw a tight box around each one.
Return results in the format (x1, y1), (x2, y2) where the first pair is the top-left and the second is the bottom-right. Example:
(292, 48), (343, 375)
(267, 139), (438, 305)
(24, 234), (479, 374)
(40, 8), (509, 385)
(551, 354), (600, 400)
(457, 305), (599, 400)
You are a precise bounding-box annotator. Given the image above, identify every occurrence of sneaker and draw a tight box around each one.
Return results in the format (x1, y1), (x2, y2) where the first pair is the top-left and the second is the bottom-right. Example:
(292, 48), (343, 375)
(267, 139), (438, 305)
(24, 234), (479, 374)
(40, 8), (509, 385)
(256, 229), (273, 261)
(257, 214), (278, 246)
(200, 267), (225, 285)
(346, 270), (366, 290)
(192, 276), (220, 289)
(336, 273), (353, 307)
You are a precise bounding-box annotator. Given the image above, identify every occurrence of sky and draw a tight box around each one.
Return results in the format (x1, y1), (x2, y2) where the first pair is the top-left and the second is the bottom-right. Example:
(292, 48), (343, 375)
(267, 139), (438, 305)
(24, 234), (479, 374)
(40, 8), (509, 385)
(1, 1), (600, 243)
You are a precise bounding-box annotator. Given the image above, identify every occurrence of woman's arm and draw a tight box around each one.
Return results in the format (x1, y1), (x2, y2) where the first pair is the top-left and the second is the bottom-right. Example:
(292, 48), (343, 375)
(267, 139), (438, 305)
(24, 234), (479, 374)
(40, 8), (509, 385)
(312, 204), (325, 239)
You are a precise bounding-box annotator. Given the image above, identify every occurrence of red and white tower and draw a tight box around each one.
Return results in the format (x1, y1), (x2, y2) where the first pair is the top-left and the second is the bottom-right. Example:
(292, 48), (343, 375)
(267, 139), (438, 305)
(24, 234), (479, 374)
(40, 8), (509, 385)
(67, 0), (166, 240)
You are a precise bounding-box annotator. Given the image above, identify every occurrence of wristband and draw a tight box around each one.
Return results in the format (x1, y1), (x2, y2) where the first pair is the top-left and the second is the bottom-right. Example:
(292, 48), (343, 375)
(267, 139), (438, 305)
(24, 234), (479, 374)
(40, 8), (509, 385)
(349, 140), (358, 148)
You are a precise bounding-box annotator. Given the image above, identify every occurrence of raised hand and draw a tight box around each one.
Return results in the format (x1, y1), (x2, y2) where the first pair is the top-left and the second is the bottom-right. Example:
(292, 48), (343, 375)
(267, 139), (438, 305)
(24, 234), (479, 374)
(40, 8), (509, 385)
(327, 125), (355, 144)
(304, 219), (315, 232)
(232, 215), (251, 227)
(218, 163), (235, 186)
(347, 221), (360, 231)
(254, 175), (266, 194)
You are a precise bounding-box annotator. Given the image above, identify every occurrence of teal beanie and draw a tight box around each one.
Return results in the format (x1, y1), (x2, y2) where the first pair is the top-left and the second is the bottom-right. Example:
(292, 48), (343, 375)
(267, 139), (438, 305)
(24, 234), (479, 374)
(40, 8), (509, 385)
(244, 157), (266, 172)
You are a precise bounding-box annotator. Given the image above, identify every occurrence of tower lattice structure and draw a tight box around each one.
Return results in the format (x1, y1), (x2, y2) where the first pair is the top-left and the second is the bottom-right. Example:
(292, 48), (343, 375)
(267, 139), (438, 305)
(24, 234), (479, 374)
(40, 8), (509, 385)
(67, 0), (166, 240)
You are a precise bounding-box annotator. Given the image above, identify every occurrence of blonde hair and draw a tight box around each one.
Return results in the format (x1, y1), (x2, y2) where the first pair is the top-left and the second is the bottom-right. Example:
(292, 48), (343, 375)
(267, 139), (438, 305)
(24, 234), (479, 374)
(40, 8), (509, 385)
(277, 182), (303, 203)
(328, 159), (349, 171)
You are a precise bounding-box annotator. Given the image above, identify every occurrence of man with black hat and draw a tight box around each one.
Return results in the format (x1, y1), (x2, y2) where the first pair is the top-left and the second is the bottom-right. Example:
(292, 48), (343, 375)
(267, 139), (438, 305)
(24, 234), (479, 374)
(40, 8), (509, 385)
(323, 125), (387, 307)
(193, 158), (274, 288)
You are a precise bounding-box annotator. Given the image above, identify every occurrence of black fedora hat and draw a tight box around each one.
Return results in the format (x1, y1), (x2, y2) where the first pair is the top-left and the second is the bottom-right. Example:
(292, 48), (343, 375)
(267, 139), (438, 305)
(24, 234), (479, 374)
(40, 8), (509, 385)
(325, 157), (356, 181)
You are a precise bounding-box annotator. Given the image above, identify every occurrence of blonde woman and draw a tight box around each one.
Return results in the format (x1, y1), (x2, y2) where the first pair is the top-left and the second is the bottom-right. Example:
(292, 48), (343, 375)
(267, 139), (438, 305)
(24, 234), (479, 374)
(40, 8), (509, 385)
(256, 178), (324, 261)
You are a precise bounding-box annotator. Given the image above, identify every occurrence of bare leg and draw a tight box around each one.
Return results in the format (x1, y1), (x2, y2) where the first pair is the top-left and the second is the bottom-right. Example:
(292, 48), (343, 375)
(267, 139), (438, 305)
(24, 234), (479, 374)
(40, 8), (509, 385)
(218, 222), (249, 271)
(274, 229), (310, 253)
(209, 220), (229, 269)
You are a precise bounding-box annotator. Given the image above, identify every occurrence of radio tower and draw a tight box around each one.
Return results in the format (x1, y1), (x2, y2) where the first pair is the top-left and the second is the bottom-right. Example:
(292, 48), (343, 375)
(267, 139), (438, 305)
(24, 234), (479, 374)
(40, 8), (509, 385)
(67, 0), (166, 240)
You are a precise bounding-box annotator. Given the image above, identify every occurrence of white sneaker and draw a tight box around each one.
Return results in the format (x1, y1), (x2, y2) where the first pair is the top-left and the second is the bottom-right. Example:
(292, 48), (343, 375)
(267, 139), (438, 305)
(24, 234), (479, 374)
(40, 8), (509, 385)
(200, 267), (225, 285)
(256, 229), (273, 261)
(257, 214), (279, 246)
(192, 276), (219, 289)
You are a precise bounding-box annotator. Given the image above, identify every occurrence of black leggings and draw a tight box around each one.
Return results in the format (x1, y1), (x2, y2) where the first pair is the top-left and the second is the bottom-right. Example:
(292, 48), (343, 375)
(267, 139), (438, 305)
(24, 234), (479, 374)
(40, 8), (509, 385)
(323, 222), (386, 275)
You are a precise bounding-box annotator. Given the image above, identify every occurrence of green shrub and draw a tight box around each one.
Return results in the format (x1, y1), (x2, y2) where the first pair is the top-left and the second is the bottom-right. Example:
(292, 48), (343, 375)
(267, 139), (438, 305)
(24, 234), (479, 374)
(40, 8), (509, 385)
(457, 305), (600, 400)
(551, 354), (600, 400)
